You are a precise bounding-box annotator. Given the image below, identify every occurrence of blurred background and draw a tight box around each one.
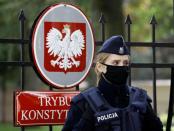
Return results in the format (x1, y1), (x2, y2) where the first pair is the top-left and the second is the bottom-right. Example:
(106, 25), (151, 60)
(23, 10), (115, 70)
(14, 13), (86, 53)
(0, 0), (173, 130)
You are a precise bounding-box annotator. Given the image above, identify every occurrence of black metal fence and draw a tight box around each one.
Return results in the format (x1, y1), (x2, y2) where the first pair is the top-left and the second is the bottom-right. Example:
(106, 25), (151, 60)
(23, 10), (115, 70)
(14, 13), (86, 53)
(0, 10), (174, 131)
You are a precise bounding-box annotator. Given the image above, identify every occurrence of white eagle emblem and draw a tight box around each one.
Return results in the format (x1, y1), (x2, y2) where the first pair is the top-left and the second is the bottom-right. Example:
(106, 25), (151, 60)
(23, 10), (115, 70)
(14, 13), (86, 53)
(46, 24), (85, 71)
(119, 47), (124, 54)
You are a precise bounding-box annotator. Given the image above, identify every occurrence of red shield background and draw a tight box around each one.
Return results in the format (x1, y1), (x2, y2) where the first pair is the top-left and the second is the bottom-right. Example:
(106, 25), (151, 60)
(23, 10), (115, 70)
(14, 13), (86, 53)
(44, 22), (86, 73)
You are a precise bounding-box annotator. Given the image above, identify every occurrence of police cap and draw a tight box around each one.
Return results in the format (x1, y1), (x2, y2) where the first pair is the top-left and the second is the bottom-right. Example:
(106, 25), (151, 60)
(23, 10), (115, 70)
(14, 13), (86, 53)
(98, 35), (129, 55)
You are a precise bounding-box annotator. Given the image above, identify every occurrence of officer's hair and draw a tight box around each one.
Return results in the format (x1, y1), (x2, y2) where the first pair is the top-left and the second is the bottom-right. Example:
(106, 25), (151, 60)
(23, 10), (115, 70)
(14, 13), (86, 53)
(94, 53), (110, 85)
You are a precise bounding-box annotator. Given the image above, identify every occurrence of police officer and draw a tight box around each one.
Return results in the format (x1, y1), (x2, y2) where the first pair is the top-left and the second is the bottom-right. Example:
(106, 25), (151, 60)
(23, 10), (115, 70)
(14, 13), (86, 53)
(62, 36), (163, 131)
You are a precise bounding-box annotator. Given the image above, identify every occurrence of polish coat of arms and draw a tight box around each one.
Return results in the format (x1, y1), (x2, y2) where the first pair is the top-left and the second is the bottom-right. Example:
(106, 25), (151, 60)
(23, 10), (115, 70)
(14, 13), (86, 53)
(32, 4), (94, 88)
(44, 22), (86, 73)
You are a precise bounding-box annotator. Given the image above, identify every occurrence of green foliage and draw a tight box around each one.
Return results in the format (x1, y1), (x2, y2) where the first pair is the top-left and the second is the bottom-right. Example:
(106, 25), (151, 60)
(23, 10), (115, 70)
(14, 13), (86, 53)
(92, 0), (124, 39)
(123, 0), (173, 79)
(123, 0), (173, 41)
(0, 123), (63, 131)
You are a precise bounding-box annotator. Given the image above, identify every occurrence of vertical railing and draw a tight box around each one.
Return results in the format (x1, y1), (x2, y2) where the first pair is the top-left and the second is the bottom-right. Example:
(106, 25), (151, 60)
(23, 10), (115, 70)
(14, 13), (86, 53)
(76, 85), (79, 91)
(150, 15), (157, 114)
(99, 13), (106, 42)
(49, 86), (53, 131)
(166, 68), (174, 131)
(19, 10), (26, 131)
(125, 14), (132, 86)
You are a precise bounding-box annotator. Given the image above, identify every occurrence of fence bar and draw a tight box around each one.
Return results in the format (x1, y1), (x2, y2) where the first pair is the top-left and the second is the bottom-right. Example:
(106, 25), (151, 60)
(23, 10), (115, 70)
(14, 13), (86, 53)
(19, 10), (26, 90)
(0, 63), (174, 69)
(125, 14), (132, 86)
(76, 85), (79, 91)
(1, 39), (174, 48)
(95, 41), (174, 47)
(19, 9), (26, 131)
(49, 126), (53, 131)
(131, 63), (174, 68)
(126, 42), (174, 47)
(166, 68), (174, 131)
(0, 39), (28, 44)
(150, 15), (157, 114)
(0, 61), (33, 66)
(99, 13), (106, 42)
(49, 86), (53, 131)
(92, 63), (174, 68)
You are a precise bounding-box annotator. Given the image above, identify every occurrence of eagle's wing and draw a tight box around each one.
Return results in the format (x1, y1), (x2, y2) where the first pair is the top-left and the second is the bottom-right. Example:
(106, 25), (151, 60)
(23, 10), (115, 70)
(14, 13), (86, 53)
(69, 30), (85, 57)
(46, 27), (63, 57)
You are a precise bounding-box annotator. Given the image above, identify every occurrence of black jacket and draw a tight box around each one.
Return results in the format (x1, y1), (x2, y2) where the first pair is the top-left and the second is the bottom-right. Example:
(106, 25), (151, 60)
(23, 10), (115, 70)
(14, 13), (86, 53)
(62, 77), (163, 131)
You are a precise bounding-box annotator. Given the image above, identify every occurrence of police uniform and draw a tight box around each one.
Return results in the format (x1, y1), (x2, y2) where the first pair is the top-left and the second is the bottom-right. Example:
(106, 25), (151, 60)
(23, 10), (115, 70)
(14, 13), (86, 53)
(62, 36), (163, 131)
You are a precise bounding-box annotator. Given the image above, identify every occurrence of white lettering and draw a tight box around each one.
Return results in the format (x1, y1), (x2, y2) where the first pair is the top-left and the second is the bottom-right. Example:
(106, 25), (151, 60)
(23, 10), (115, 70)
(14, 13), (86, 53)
(36, 110), (44, 119)
(21, 110), (28, 120)
(51, 97), (58, 106)
(28, 110), (36, 120)
(65, 96), (71, 106)
(38, 96), (44, 106)
(64, 110), (69, 118)
(20, 109), (70, 121)
(45, 97), (52, 106)
(50, 110), (56, 119)
(57, 110), (64, 119)
(44, 110), (49, 119)
(97, 117), (101, 122)
(59, 97), (65, 106)
(38, 96), (72, 106)
(97, 112), (118, 122)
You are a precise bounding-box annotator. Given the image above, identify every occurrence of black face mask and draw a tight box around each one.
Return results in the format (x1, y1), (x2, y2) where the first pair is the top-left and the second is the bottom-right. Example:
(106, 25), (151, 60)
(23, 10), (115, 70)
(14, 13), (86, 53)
(102, 64), (129, 85)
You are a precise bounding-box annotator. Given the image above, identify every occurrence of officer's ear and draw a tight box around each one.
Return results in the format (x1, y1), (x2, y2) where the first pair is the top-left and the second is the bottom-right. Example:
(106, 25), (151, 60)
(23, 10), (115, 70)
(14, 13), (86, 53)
(96, 62), (107, 73)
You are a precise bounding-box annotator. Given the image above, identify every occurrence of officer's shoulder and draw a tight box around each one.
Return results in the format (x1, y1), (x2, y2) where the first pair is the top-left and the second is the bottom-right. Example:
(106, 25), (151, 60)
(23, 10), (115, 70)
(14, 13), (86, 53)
(71, 92), (85, 104)
(129, 86), (146, 92)
(71, 87), (96, 104)
(129, 86), (152, 103)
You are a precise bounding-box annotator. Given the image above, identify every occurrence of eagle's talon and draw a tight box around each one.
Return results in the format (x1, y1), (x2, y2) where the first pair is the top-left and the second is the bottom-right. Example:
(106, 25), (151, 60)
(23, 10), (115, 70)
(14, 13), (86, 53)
(50, 60), (59, 67)
(74, 61), (80, 67)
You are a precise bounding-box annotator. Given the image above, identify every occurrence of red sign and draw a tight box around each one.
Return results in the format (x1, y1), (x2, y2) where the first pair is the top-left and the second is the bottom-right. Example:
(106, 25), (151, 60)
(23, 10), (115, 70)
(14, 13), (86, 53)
(44, 22), (86, 73)
(14, 91), (79, 126)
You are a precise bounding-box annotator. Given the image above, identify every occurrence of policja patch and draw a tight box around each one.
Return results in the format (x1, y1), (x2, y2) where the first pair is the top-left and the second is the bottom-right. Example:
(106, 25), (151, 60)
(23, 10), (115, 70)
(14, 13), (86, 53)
(95, 109), (120, 125)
